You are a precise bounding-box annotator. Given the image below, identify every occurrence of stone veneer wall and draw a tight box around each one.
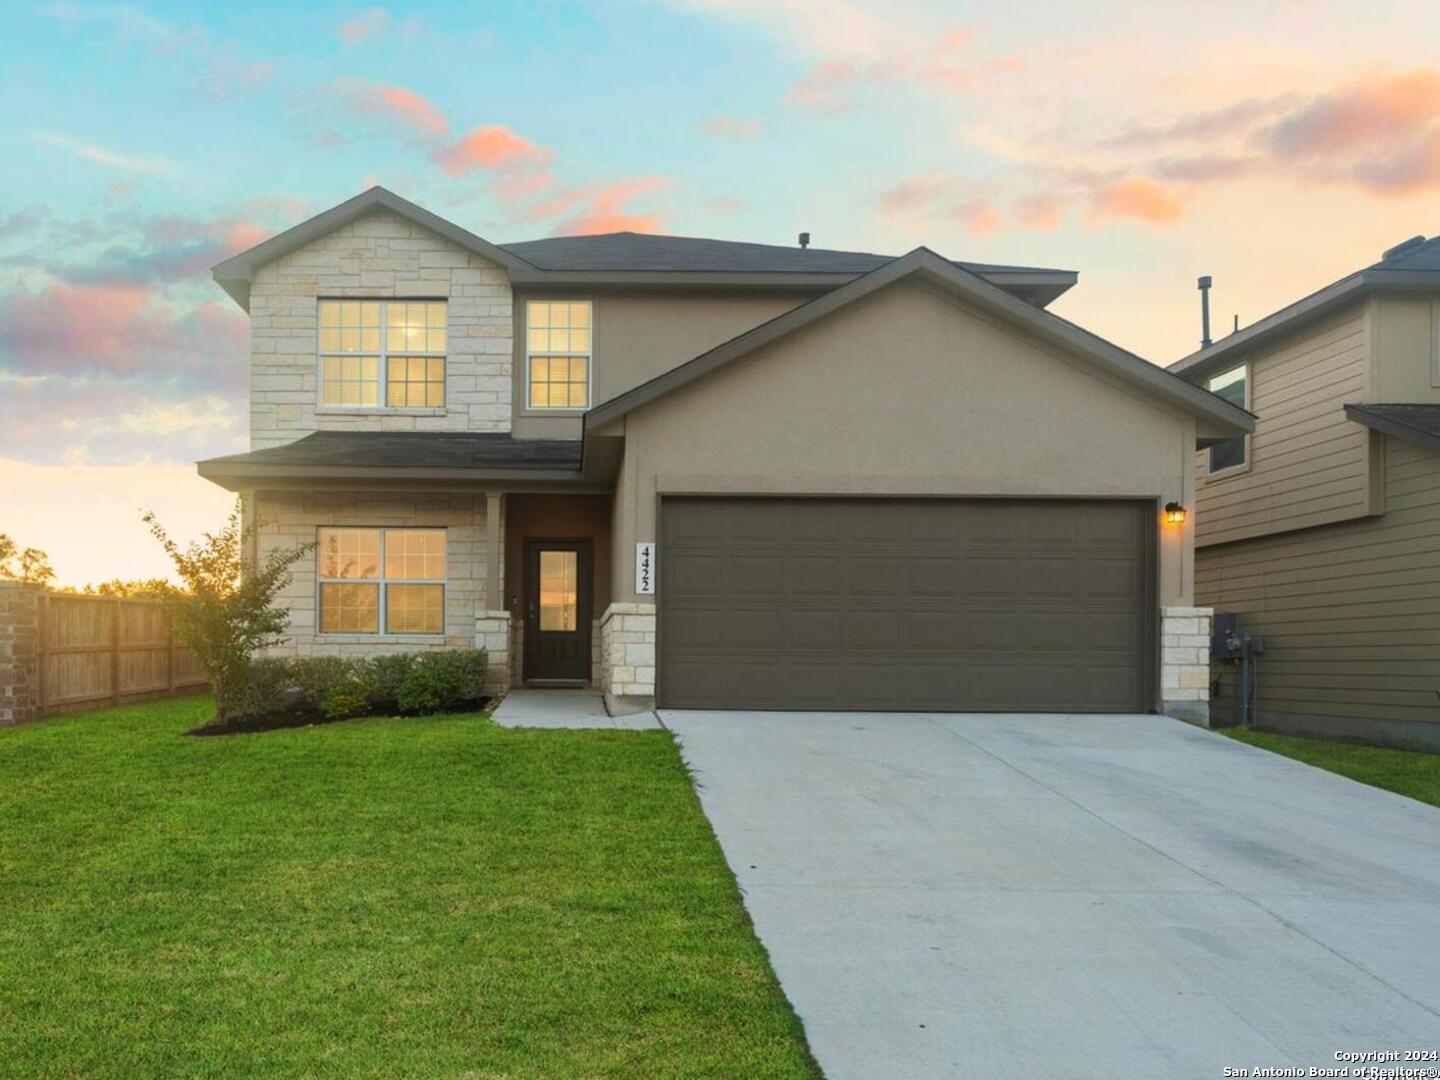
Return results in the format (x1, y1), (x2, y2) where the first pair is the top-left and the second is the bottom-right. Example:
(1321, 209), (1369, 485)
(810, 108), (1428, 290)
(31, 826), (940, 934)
(0, 582), (41, 726)
(473, 610), (511, 693)
(249, 208), (512, 449)
(252, 491), (497, 656)
(1161, 605), (1213, 726)
(599, 602), (656, 711)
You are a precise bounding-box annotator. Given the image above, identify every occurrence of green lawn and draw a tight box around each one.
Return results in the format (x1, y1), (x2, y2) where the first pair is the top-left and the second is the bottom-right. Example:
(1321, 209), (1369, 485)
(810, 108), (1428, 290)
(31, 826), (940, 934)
(1222, 727), (1440, 808)
(0, 697), (818, 1079)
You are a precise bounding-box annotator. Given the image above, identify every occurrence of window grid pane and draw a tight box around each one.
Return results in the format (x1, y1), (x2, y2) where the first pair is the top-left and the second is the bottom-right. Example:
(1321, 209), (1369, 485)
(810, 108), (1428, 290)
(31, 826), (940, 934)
(385, 584), (444, 634)
(527, 301), (592, 410)
(319, 583), (379, 633)
(319, 300), (446, 409)
(318, 528), (381, 579)
(384, 528), (446, 580)
(319, 529), (447, 636)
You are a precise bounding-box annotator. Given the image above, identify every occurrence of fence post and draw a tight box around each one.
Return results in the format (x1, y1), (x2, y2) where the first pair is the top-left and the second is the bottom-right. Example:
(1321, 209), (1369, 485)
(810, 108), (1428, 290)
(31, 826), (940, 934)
(166, 606), (176, 693)
(36, 592), (48, 715)
(111, 598), (122, 706)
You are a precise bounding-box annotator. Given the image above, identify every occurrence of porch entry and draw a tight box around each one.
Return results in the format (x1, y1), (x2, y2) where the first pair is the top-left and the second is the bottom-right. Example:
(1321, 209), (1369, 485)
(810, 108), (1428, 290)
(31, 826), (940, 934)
(523, 539), (593, 683)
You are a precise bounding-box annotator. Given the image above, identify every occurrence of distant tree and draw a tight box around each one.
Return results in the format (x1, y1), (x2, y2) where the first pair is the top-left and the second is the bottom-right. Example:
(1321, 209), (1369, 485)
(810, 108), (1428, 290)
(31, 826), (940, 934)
(0, 533), (55, 586)
(143, 499), (312, 719)
(84, 578), (184, 600)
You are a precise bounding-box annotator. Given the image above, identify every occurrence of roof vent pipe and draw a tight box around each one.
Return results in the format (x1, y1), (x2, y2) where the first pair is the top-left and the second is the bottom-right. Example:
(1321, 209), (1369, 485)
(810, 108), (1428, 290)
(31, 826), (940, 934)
(1197, 275), (1213, 349)
(798, 231), (810, 249)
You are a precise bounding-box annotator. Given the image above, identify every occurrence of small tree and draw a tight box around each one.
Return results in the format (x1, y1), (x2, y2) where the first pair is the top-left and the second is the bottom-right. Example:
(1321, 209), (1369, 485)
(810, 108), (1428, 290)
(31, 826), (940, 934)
(0, 533), (56, 586)
(143, 500), (312, 719)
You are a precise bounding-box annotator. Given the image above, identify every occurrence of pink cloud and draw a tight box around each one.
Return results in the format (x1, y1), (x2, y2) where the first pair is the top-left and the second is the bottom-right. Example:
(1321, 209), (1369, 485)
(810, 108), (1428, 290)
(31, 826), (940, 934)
(1266, 70), (1440, 158)
(699, 115), (763, 140)
(1088, 177), (1184, 225)
(339, 7), (389, 44)
(877, 174), (951, 216)
(529, 178), (670, 236)
(433, 125), (551, 176)
(950, 198), (1001, 235)
(325, 79), (449, 140)
(786, 28), (1016, 111)
(0, 283), (246, 384)
(1012, 192), (1066, 231)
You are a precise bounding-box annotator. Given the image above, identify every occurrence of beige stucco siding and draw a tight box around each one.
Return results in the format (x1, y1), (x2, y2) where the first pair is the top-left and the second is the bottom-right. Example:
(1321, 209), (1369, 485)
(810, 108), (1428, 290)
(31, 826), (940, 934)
(1194, 304), (1373, 546)
(608, 279), (1198, 607)
(249, 208), (513, 448)
(1197, 436), (1440, 746)
(511, 292), (808, 439)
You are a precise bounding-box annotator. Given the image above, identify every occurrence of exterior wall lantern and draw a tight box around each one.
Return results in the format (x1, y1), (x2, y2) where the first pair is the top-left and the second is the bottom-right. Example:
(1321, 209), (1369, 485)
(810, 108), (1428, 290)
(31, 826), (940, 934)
(1164, 501), (1186, 525)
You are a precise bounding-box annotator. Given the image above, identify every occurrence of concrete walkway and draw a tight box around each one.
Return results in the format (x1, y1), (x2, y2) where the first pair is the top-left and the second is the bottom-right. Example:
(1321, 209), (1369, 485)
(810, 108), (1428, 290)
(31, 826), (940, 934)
(663, 710), (1440, 1080)
(492, 689), (660, 729)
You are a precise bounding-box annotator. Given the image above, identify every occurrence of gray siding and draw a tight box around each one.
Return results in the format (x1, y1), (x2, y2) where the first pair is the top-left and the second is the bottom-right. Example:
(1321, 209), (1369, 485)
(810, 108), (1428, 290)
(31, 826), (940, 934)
(1197, 436), (1440, 747)
(1195, 304), (1373, 547)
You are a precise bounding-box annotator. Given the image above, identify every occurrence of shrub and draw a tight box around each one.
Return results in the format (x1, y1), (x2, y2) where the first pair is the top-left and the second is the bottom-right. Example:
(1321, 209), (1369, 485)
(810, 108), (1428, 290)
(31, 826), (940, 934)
(144, 500), (313, 720)
(364, 653), (419, 713)
(229, 657), (296, 720)
(323, 679), (371, 720)
(287, 655), (360, 714)
(396, 648), (488, 714)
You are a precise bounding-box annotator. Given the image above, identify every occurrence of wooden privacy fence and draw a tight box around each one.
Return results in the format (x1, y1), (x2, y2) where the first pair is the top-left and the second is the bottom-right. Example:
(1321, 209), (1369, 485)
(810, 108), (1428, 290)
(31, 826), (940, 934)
(38, 593), (207, 716)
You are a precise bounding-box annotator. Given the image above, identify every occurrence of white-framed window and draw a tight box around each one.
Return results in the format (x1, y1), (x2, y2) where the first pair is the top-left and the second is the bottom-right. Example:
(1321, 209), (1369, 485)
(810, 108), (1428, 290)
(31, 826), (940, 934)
(526, 300), (592, 409)
(316, 527), (446, 635)
(1206, 364), (1249, 475)
(318, 300), (447, 409)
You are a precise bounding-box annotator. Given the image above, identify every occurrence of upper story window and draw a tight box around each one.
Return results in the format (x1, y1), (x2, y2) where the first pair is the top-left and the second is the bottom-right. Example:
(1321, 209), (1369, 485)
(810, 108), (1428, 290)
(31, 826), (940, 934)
(1206, 364), (1248, 475)
(526, 301), (591, 410)
(319, 300), (446, 410)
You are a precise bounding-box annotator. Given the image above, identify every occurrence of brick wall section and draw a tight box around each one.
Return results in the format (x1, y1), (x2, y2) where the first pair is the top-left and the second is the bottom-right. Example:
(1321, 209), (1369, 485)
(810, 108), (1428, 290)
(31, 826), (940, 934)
(0, 582), (41, 726)
(1161, 605), (1212, 726)
(599, 602), (655, 711)
(249, 208), (513, 448)
(251, 491), (499, 657)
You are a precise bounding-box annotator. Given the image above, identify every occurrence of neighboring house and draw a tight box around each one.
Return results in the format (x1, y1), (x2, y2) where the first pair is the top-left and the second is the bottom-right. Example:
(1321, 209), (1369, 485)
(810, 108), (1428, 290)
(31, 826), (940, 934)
(198, 186), (1250, 718)
(1169, 235), (1440, 750)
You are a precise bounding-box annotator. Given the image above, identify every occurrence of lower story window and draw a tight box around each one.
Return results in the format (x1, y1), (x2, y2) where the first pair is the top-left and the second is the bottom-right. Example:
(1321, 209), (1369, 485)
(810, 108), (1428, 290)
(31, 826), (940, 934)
(317, 527), (446, 634)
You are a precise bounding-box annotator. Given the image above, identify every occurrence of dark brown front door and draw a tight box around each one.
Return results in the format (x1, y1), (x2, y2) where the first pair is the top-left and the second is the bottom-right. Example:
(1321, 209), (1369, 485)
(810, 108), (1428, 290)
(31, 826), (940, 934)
(524, 540), (592, 682)
(658, 497), (1156, 712)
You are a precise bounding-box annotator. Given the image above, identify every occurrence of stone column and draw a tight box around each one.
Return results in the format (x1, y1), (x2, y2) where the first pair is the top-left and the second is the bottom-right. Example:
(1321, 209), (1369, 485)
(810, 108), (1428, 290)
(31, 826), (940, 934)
(0, 582), (42, 726)
(599, 602), (656, 714)
(474, 610), (511, 694)
(1161, 605), (1213, 726)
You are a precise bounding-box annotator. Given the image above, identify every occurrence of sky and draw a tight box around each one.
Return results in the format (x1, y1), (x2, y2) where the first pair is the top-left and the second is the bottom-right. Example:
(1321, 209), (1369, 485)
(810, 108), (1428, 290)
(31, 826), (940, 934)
(4, 0), (1440, 586)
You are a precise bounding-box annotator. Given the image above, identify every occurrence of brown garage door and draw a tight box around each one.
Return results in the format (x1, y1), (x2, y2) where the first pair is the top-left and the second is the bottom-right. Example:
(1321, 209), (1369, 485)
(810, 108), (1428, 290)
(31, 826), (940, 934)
(658, 497), (1155, 711)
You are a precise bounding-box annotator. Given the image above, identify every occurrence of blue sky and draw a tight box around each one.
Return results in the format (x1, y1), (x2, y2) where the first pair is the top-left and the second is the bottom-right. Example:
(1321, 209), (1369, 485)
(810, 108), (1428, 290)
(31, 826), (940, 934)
(4, 0), (1440, 583)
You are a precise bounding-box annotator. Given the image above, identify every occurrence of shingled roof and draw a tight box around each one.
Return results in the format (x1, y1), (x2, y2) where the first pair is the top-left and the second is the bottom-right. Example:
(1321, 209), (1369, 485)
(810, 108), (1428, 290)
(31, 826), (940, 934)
(197, 431), (584, 489)
(1171, 232), (1440, 379)
(1344, 403), (1440, 453)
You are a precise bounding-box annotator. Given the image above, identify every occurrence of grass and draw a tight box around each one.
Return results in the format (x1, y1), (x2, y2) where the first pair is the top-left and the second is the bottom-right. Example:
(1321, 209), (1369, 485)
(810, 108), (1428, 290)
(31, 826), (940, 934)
(0, 696), (818, 1079)
(1221, 727), (1440, 808)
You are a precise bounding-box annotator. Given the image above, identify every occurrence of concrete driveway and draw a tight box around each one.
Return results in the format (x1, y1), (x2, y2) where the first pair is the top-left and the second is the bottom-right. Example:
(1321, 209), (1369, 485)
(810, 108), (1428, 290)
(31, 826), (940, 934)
(661, 711), (1440, 1080)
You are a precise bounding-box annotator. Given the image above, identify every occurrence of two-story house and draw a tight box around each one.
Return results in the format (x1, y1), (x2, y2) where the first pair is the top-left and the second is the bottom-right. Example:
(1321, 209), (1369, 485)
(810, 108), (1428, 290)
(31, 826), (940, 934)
(1170, 235), (1440, 750)
(199, 187), (1250, 717)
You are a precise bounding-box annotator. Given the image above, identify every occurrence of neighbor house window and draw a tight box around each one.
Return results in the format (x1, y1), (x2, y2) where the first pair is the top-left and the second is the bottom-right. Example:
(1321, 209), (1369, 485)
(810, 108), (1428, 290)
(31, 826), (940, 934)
(317, 527), (446, 635)
(1206, 364), (1248, 474)
(527, 301), (591, 409)
(319, 300), (446, 409)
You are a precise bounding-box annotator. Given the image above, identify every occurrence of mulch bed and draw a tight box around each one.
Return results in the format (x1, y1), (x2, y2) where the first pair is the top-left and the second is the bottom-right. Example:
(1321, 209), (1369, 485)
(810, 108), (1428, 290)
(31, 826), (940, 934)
(188, 698), (490, 737)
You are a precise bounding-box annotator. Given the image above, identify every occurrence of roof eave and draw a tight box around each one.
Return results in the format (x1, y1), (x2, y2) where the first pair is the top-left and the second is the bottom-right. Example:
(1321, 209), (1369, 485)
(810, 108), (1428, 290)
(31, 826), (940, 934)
(210, 186), (537, 313)
(196, 460), (590, 491)
(584, 248), (1252, 438)
(1344, 404), (1440, 453)
(1170, 268), (1440, 381)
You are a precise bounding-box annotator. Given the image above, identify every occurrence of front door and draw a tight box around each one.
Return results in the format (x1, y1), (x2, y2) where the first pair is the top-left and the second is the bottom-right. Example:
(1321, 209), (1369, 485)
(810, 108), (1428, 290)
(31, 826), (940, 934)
(524, 540), (593, 683)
